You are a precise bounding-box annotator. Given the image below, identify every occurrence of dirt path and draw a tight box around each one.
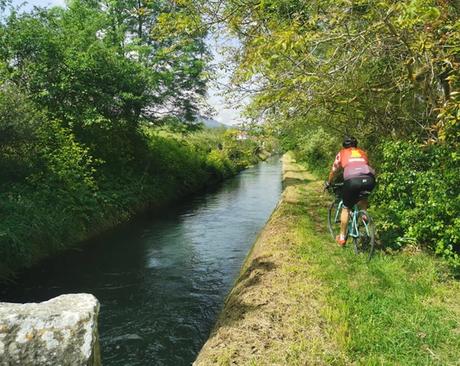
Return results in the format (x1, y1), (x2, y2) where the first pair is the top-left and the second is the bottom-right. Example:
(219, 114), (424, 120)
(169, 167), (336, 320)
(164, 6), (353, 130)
(193, 153), (343, 365)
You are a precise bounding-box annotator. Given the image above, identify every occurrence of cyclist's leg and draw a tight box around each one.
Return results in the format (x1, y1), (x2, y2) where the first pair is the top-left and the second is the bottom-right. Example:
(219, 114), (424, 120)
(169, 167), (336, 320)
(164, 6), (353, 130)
(340, 207), (350, 238)
(357, 199), (368, 210)
(340, 179), (360, 243)
(357, 175), (376, 212)
(358, 196), (369, 220)
(357, 199), (369, 222)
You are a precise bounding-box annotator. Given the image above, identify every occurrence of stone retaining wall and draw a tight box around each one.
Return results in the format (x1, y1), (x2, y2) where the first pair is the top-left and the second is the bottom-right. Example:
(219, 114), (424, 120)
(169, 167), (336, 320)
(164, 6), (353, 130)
(0, 294), (100, 366)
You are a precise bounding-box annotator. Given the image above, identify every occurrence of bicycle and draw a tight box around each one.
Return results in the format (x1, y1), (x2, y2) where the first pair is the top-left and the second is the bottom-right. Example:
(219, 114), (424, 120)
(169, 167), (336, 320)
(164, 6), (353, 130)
(326, 183), (375, 261)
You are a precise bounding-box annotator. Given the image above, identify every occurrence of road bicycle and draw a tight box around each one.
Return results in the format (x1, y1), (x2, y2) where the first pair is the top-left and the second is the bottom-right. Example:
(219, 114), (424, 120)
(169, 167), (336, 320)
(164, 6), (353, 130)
(326, 183), (375, 261)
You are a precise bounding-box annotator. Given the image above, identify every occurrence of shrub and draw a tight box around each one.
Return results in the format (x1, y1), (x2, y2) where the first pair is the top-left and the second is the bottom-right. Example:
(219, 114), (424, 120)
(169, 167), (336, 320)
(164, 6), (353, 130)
(374, 140), (460, 265)
(0, 119), (99, 270)
(206, 150), (235, 179)
(0, 85), (41, 186)
(0, 118), (267, 278)
(295, 128), (337, 177)
(221, 130), (260, 169)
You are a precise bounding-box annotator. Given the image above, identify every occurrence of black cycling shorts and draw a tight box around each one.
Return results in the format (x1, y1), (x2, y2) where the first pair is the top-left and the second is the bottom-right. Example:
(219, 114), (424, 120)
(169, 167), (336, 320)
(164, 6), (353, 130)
(342, 175), (375, 208)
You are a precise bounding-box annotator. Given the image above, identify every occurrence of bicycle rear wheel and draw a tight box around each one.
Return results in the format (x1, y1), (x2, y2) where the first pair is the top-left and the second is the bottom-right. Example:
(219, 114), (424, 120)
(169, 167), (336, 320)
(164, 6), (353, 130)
(353, 210), (375, 261)
(327, 200), (342, 240)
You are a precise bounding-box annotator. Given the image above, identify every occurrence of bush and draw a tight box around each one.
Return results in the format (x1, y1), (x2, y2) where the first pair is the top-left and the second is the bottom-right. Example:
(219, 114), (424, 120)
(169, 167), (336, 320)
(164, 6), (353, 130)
(0, 119), (99, 269)
(0, 122), (266, 278)
(206, 150), (235, 179)
(291, 127), (460, 266)
(374, 140), (460, 265)
(221, 130), (260, 169)
(295, 127), (337, 177)
(0, 86), (41, 186)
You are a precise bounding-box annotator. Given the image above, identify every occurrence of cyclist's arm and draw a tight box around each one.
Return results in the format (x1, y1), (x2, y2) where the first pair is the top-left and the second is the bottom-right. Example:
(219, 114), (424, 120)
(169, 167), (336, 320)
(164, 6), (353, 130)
(328, 152), (341, 184)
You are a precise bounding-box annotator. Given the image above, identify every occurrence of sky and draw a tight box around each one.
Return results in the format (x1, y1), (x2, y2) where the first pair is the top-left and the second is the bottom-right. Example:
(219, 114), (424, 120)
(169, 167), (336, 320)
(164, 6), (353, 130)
(206, 34), (244, 126)
(12, 0), (65, 11)
(10, 0), (242, 125)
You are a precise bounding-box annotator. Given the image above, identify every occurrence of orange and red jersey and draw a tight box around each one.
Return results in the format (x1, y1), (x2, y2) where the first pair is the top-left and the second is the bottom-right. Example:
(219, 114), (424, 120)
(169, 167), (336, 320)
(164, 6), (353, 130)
(332, 147), (375, 180)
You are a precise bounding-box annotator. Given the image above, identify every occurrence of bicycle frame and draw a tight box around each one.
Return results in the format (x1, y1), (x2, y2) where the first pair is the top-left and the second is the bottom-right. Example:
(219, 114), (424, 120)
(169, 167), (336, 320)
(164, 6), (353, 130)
(334, 200), (369, 239)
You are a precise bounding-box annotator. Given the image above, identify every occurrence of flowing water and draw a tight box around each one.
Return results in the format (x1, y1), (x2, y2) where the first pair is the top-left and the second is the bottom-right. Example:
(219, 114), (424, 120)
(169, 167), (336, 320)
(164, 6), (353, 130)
(0, 157), (282, 365)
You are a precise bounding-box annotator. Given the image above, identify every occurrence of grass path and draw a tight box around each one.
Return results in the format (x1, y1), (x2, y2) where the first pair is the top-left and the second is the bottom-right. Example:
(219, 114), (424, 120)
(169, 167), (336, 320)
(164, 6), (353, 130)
(194, 153), (460, 365)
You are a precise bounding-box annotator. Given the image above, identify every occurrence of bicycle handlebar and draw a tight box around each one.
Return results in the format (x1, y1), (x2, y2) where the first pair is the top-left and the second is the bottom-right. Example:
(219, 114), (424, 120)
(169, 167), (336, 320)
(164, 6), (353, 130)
(326, 182), (344, 196)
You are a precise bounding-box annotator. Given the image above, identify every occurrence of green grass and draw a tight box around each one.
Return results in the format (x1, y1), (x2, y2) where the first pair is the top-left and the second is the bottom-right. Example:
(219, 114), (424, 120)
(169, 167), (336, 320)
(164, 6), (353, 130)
(193, 154), (459, 365)
(295, 182), (460, 365)
(0, 128), (262, 281)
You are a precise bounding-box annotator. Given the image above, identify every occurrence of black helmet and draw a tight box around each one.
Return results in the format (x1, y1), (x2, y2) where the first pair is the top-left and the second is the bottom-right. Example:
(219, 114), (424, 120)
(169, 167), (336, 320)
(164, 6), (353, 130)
(342, 136), (358, 148)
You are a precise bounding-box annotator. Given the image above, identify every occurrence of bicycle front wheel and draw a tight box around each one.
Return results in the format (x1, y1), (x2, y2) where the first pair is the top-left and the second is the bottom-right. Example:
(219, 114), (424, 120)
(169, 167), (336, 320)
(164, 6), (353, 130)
(327, 200), (342, 240)
(353, 210), (375, 261)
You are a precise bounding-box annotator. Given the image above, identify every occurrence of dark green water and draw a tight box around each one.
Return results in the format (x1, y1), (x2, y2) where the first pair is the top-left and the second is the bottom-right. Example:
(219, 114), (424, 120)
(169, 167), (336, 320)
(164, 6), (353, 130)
(0, 157), (282, 365)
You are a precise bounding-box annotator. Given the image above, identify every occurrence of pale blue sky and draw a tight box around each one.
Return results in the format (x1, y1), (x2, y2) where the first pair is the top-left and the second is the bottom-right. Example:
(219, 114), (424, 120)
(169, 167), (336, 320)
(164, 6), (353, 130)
(12, 0), (66, 11)
(10, 0), (242, 125)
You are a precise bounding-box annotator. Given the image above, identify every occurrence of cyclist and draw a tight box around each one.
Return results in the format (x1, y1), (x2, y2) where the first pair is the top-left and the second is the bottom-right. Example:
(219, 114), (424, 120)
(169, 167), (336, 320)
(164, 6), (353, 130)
(325, 136), (376, 246)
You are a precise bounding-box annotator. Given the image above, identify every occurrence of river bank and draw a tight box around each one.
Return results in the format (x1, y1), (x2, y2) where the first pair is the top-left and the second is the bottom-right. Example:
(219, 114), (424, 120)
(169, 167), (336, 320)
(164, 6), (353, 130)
(1, 156), (283, 365)
(194, 153), (460, 365)
(0, 130), (266, 282)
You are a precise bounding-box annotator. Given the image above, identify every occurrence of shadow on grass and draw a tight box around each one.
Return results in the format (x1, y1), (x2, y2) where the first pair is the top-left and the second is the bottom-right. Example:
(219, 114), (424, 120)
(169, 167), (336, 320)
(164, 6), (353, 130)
(282, 176), (312, 189)
(284, 169), (307, 174)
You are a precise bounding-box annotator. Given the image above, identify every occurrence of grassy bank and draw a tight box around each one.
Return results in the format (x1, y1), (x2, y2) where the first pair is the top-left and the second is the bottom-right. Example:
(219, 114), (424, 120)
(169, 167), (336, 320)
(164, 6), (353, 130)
(0, 128), (262, 281)
(194, 153), (460, 365)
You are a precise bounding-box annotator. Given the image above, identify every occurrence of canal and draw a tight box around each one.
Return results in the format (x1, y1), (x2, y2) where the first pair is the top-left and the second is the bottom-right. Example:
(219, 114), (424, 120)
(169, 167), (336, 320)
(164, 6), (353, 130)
(0, 157), (282, 365)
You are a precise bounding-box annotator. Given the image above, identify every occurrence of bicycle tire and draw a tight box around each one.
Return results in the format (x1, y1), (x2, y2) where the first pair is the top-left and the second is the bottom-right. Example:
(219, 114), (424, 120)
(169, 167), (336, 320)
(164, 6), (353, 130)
(327, 200), (342, 240)
(353, 210), (375, 261)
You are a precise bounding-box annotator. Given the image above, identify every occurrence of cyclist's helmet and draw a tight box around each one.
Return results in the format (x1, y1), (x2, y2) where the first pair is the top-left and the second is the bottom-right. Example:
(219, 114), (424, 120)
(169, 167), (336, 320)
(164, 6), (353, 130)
(342, 136), (358, 148)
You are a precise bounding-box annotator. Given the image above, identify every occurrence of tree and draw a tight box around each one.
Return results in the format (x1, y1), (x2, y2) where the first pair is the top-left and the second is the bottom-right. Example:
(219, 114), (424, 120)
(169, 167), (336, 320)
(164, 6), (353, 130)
(216, 0), (459, 144)
(212, 0), (460, 261)
(0, 0), (210, 129)
(97, 0), (210, 123)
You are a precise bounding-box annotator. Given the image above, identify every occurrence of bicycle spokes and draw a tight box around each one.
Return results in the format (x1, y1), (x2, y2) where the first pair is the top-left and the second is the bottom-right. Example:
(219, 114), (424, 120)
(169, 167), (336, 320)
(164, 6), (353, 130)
(328, 200), (342, 240)
(353, 212), (375, 260)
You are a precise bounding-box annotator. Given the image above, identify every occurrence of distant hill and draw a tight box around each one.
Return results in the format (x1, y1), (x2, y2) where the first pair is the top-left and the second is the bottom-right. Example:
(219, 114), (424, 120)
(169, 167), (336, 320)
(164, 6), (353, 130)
(197, 116), (228, 129)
